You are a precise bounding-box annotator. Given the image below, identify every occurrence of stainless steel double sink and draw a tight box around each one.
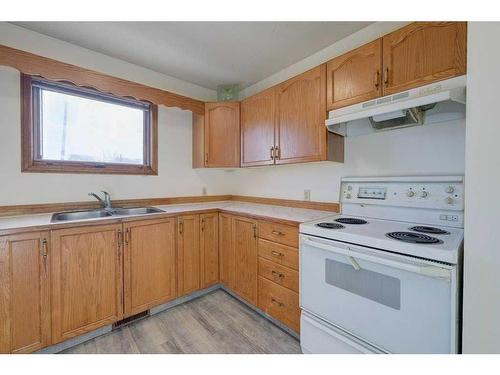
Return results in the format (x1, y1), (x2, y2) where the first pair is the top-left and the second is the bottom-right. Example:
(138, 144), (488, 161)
(51, 207), (165, 222)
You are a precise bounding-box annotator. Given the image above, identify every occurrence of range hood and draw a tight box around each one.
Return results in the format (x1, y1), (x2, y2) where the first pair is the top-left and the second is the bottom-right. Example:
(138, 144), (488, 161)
(326, 75), (466, 137)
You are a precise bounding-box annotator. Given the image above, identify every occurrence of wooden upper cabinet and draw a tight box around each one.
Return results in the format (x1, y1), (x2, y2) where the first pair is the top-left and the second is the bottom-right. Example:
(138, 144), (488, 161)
(0, 231), (50, 354)
(177, 214), (201, 296)
(276, 65), (327, 164)
(123, 218), (177, 317)
(327, 39), (382, 110)
(204, 102), (240, 168)
(382, 22), (467, 95)
(240, 88), (276, 167)
(50, 224), (123, 344)
(232, 215), (258, 305)
(218, 213), (234, 289)
(200, 212), (219, 288)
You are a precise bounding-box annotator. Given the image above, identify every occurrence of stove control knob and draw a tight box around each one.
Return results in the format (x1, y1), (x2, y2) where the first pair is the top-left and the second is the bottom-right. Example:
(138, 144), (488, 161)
(345, 193), (352, 199)
(420, 191), (428, 198)
(445, 197), (454, 205)
(347, 185), (353, 191)
(446, 186), (455, 194)
(407, 190), (415, 197)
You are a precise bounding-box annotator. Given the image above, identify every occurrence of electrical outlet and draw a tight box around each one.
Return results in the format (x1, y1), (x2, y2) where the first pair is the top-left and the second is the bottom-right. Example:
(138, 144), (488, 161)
(202, 187), (207, 196)
(304, 189), (311, 201)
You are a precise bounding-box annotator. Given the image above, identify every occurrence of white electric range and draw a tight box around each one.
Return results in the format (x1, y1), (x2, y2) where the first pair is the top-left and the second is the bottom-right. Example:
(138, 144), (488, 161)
(299, 176), (464, 354)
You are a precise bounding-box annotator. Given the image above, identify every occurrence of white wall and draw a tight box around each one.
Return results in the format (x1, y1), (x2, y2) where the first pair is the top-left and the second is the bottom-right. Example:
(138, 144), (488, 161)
(0, 67), (231, 205)
(462, 22), (500, 353)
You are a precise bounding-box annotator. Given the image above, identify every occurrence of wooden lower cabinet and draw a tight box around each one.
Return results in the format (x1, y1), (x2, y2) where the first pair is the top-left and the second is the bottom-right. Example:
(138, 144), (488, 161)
(200, 213), (219, 288)
(258, 277), (300, 333)
(177, 214), (201, 296)
(219, 213), (234, 289)
(50, 224), (123, 344)
(123, 218), (177, 317)
(232, 215), (258, 305)
(0, 231), (51, 353)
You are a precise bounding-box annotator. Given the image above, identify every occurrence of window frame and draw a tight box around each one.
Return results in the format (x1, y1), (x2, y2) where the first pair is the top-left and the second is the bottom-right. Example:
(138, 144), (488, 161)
(21, 74), (158, 175)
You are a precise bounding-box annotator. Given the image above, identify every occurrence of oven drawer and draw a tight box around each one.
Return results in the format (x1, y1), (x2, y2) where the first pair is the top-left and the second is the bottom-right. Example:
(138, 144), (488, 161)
(300, 235), (458, 353)
(258, 239), (298, 270)
(258, 221), (298, 247)
(258, 257), (299, 292)
(258, 276), (300, 332)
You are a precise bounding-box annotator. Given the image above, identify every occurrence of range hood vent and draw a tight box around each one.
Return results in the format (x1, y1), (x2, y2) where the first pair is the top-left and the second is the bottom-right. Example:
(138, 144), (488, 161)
(326, 76), (466, 137)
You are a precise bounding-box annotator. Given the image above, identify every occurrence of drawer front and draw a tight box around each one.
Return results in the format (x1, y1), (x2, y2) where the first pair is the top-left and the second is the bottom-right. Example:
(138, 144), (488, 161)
(258, 239), (299, 270)
(258, 221), (298, 247)
(258, 276), (300, 333)
(258, 257), (299, 292)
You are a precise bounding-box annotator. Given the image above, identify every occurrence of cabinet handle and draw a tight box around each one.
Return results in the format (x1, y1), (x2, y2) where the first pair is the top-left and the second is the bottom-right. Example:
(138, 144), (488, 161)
(179, 221), (183, 235)
(271, 230), (284, 236)
(275, 146), (280, 160)
(205, 153), (209, 165)
(384, 67), (389, 87)
(272, 270), (285, 278)
(271, 250), (284, 257)
(125, 228), (130, 245)
(374, 70), (380, 89)
(201, 218), (205, 231)
(253, 224), (257, 239)
(270, 146), (275, 160)
(271, 298), (284, 307)
(41, 238), (48, 276)
(117, 230), (123, 247)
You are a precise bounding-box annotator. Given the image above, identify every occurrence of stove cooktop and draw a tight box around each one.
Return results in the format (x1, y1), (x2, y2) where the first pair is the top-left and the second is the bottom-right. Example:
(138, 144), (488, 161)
(300, 214), (464, 264)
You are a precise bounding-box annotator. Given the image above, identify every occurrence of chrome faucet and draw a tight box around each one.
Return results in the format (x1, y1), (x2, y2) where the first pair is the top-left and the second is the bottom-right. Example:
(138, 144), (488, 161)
(89, 191), (112, 209)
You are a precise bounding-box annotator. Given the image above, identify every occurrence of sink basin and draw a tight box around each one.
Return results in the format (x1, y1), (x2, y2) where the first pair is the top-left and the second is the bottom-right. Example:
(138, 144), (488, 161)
(112, 207), (164, 216)
(51, 209), (113, 222)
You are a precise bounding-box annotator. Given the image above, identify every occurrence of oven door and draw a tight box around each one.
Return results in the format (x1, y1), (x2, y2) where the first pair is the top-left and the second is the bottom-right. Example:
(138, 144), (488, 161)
(300, 235), (458, 353)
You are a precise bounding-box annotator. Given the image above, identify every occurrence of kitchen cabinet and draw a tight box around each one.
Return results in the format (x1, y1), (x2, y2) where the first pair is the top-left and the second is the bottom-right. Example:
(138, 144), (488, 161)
(193, 102), (240, 168)
(326, 39), (382, 110)
(50, 224), (123, 344)
(0, 231), (51, 353)
(177, 214), (201, 296)
(382, 22), (467, 95)
(123, 218), (177, 317)
(240, 88), (276, 167)
(200, 212), (219, 288)
(219, 212), (234, 289)
(232, 215), (258, 305)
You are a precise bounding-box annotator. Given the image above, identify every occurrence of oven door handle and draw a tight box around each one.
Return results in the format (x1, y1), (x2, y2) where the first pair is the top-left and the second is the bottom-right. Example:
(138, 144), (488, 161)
(302, 236), (451, 280)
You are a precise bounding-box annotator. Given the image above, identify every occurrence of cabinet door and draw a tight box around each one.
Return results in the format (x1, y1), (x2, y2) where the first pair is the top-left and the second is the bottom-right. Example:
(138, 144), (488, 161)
(276, 65), (327, 164)
(123, 218), (177, 317)
(218, 213), (234, 289)
(50, 224), (123, 344)
(241, 88), (276, 167)
(0, 232), (50, 353)
(200, 213), (219, 288)
(205, 102), (240, 168)
(327, 39), (382, 110)
(232, 216), (258, 305)
(382, 22), (467, 95)
(177, 214), (200, 296)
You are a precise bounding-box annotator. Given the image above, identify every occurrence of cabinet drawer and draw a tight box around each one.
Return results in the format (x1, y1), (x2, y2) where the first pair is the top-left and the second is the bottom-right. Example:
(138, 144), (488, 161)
(258, 221), (298, 247)
(258, 257), (299, 292)
(258, 239), (298, 270)
(258, 276), (300, 333)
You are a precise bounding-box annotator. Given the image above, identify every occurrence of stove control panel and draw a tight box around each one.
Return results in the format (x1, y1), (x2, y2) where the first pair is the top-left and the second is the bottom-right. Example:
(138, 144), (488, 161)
(341, 179), (464, 211)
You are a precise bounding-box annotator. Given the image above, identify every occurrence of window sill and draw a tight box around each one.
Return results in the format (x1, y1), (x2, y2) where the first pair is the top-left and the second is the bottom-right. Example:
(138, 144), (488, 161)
(22, 160), (158, 176)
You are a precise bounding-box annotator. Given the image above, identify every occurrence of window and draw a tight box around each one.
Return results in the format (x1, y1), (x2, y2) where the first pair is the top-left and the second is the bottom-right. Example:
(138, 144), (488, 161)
(21, 75), (158, 175)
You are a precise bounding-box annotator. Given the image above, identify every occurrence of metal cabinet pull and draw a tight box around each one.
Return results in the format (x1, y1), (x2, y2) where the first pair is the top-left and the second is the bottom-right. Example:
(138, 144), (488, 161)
(179, 221), (183, 235)
(201, 218), (205, 231)
(271, 298), (284, 307)
(271, 251), (284, 257)
(270, 146), (275, 160)
(117, 230), (123, 247)
(41, 238), (48, 276)
(384, 67), (389, 87)
(275, 146), (281, 160)
(271, 230), (284, 236)
(374, 70), (380, 89)
(253, 224), (257, 238)
(125, 228), (130, 245)
(205, 153), (209, 164)
(272, 270), (285, 278)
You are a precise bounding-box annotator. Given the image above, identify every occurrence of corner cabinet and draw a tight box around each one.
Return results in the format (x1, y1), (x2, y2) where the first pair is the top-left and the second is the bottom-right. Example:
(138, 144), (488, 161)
(326, 39), (382, 110)
(382, 22), (467, 95)
(193, 102), (240, 168)
(0, 231), (51, 353)
(50, 224), (123, 344)
(123, 218), (177, 317)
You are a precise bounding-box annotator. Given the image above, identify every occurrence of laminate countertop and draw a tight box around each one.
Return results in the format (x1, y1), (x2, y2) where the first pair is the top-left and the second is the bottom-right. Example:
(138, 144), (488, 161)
(0, 201), (334, 233)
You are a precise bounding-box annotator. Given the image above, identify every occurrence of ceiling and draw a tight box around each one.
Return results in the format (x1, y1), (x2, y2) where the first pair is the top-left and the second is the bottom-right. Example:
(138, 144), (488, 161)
(13, 22), (372, 90)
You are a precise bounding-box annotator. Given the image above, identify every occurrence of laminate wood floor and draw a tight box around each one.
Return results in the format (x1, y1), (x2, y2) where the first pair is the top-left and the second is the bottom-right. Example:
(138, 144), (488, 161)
(62, 290), (301, 354)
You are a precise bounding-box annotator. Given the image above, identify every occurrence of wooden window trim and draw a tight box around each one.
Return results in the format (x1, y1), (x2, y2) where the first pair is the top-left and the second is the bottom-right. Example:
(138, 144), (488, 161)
(21, 74), (158, 175)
